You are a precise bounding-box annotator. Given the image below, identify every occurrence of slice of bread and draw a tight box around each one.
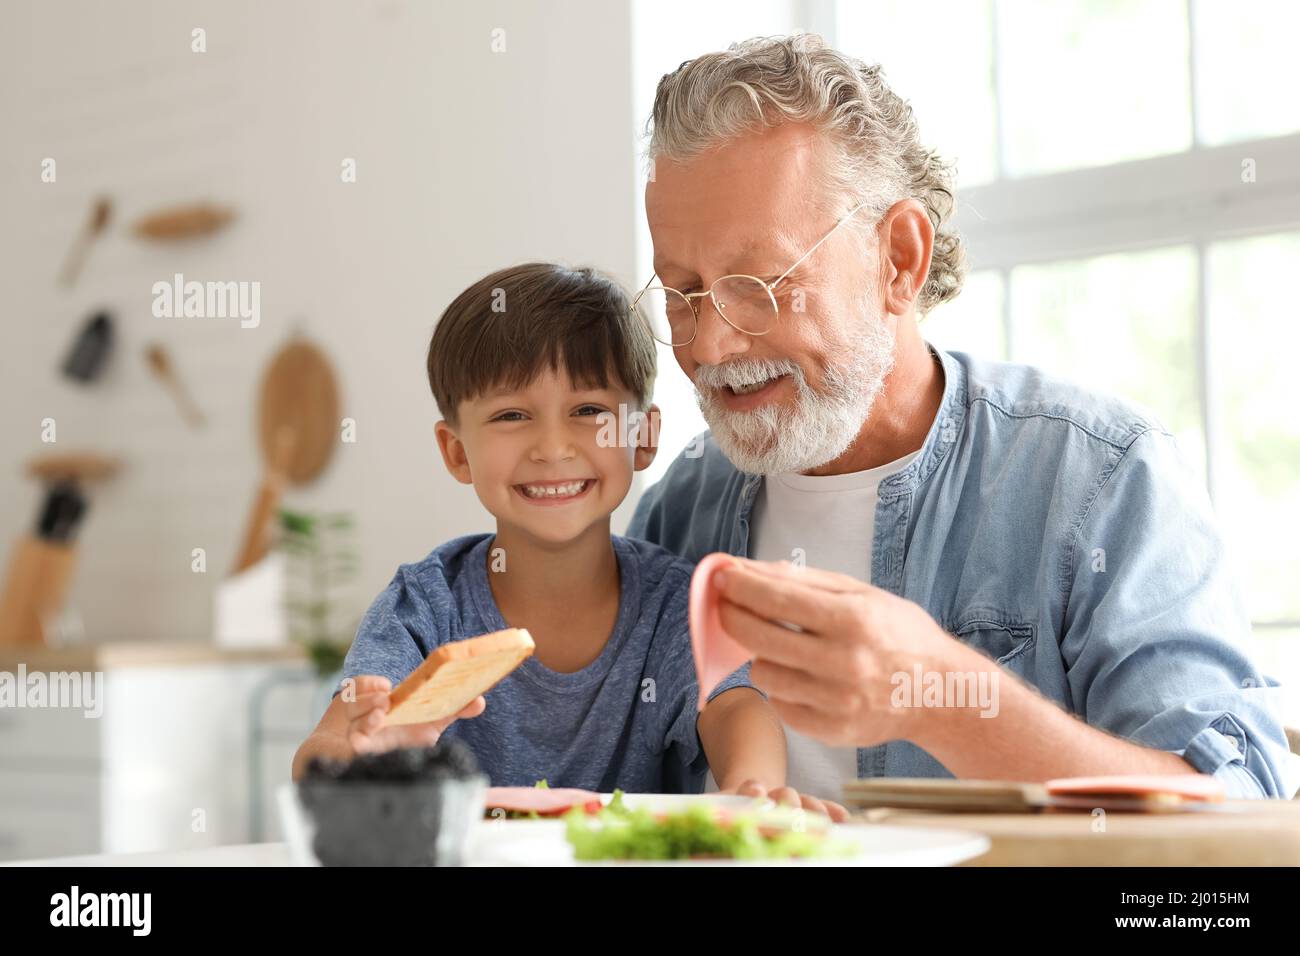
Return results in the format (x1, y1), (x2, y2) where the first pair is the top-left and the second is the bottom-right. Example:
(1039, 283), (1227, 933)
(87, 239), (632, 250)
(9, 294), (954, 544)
(385, 627), (535, 726)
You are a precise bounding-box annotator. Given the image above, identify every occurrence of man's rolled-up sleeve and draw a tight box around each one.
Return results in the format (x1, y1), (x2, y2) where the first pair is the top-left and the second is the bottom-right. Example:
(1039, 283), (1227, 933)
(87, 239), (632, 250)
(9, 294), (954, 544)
(1059, 428), (1296, 798)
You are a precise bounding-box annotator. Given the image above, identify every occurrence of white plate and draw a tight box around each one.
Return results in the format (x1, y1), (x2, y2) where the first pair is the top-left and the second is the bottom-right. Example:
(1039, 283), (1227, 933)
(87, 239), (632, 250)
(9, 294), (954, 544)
(466, 794), (989, 867)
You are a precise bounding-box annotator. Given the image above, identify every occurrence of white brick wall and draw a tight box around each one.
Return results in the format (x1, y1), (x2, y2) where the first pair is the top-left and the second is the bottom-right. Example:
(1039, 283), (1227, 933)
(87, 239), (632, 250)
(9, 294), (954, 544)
(0, 0), (641, 644)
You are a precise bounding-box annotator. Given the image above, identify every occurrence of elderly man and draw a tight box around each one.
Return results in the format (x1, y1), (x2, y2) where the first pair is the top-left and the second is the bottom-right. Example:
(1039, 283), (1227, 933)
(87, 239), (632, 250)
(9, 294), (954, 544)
(627, 34), (1295, 812)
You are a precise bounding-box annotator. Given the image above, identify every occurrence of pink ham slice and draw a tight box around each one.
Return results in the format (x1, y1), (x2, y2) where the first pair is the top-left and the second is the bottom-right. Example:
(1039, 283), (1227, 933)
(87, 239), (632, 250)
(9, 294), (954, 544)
(484, 787), (603, 816)
(1045, 774), (1228, 802)
(690, 552), (752, 707)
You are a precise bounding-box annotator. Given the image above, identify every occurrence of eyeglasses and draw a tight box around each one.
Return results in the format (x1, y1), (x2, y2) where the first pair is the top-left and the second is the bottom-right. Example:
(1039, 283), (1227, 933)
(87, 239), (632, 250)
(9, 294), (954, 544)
(632, 201), (868, 347)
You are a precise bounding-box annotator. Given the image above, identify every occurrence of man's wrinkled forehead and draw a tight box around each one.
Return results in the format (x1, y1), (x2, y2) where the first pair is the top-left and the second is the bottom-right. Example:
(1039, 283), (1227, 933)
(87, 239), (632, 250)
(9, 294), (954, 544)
(645, 123), (828, 275)
(650, 228), (804, 281)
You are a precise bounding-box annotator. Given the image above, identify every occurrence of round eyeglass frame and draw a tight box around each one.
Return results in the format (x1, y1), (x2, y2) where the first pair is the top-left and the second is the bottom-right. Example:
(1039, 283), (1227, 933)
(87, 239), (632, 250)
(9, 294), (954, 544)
(631, 276), (779, 347)
(630, 200), (869, 347)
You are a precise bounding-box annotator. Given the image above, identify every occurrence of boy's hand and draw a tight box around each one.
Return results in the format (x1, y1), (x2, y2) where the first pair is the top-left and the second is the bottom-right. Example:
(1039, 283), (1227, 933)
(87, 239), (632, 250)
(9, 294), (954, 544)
(343, 675), (486, 755)
(724, 779), (851, 823)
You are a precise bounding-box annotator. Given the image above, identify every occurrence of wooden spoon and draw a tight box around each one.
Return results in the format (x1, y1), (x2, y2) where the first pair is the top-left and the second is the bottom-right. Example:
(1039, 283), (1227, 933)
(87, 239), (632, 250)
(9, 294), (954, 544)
(144, 343), (206, 427)
(58, 196), (112, 287)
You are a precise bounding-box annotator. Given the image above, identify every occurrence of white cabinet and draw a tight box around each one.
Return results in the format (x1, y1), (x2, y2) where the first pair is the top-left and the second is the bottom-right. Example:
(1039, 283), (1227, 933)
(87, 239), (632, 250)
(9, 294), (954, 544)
(0, 644), (322, 861)
(0, 769), (101, 860)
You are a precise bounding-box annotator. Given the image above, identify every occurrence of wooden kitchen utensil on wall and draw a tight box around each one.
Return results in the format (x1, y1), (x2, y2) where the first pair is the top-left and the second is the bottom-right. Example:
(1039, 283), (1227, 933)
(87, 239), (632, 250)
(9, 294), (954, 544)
(131, 202), (235, 240)
(144, 343), (206, 427)
(0, 538), (78, 646)
(57, 196), (112, 288)
(230, 335), (340, 574)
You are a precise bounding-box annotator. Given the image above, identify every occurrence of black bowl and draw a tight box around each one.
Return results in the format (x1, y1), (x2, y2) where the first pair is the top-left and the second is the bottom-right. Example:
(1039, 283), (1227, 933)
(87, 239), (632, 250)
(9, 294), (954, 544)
(298, 774), (487, 866)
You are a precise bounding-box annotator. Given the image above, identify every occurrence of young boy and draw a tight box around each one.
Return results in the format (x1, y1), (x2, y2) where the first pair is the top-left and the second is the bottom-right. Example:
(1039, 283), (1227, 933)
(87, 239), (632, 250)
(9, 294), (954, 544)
(292, 262), (790, 797)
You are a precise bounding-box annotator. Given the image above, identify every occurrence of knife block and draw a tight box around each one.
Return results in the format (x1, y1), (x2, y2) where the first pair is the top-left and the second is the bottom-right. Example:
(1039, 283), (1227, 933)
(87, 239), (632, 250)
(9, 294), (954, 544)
(0, 535), (77, 646)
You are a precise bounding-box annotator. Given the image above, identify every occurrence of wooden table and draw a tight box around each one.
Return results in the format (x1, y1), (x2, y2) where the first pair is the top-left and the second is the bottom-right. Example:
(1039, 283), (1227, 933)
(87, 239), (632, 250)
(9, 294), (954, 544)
(857, 799), (1300, 865)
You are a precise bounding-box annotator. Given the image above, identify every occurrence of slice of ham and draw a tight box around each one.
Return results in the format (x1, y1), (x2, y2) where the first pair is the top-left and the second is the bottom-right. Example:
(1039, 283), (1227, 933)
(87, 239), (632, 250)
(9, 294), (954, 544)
(1045, 774), (1227, 802)
(690, 553), (752, 706)
(484, 786), (603, 816)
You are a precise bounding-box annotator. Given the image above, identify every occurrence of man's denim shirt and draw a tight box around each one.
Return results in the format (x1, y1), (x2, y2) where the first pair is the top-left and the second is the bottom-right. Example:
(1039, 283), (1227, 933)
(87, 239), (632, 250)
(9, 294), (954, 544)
(628, 346), (1297, 798)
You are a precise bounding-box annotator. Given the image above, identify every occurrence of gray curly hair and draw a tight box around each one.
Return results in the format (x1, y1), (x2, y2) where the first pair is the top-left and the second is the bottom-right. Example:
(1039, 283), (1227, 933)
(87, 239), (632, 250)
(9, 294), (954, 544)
(646, 34), (966, 313)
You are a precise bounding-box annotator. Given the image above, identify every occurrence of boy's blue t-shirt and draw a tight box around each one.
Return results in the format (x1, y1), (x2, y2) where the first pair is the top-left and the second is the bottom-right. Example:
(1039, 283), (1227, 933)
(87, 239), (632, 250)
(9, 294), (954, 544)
(337, 532), (754, 793)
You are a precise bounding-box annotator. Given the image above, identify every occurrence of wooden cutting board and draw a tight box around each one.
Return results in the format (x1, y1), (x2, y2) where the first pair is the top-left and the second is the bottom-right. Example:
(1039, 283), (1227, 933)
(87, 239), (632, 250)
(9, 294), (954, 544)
(842, 778), (1049, 813)
(231, 335), (340, 573)
(841, 776), (1229, 814)
(859, 800), (1300, 866)
(257, 338), (339, 484)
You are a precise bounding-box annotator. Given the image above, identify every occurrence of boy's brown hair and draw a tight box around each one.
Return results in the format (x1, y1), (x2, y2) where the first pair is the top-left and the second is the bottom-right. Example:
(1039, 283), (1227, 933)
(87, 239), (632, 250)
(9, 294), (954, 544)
(427, 262), (657, 427)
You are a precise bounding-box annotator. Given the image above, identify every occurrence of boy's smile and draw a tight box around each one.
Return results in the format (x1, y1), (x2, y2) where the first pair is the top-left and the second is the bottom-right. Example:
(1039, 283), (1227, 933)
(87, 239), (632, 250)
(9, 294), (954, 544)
(512, 477), (597, 504)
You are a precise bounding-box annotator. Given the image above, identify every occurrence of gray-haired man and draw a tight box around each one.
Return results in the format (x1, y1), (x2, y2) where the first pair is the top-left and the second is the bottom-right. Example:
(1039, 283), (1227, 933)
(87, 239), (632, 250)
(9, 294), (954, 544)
(628, 35), (1295, 812)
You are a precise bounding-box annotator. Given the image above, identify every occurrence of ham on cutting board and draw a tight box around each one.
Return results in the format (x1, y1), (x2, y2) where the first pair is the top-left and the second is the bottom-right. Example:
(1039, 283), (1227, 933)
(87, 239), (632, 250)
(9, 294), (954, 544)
(1045, 774), (1228, 801)
(484, 787), (603, 816)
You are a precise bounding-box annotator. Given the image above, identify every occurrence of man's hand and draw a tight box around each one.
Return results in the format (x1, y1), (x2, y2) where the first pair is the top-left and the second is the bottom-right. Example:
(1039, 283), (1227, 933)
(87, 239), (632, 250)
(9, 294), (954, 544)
(722, 779), (851, 822)
(710, 557), (1210, 786)
(713, 557), (969, 748)
(343, 675), (486, 755)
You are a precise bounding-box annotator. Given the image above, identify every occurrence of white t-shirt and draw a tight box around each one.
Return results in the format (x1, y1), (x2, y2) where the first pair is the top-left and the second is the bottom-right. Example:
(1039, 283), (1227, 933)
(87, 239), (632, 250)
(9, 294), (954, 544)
(746, 449), (920, 802)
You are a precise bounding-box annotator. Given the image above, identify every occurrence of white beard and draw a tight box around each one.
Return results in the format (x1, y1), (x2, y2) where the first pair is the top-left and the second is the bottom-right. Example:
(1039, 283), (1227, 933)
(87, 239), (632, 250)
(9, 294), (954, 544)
(693, 315), (896, 475)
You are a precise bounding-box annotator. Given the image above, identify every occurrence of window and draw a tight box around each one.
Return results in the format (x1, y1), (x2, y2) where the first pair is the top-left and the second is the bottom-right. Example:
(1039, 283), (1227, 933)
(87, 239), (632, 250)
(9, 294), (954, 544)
(1206, 232), (1300, 624)
(1193, 0), (1300, 146)
(835, 0), (1300, 181)
(994, 0), (1193, 177)
(877, 0), (1300, 637)
(1011, 247), (1206, 483)
(834, 0), (997, 186)
(917, 270), (1005, 358)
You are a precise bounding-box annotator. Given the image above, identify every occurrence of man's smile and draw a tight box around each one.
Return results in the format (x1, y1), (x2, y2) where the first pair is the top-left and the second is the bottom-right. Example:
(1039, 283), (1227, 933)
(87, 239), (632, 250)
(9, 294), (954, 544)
(716, 372), (792, 411)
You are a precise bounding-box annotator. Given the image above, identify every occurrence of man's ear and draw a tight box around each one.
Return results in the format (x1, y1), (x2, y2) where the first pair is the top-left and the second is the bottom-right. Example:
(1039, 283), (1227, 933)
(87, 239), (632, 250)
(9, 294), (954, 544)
(633, 404), (661, 473)
(876, 198), (934, 317)
(434, 419), (474, 484)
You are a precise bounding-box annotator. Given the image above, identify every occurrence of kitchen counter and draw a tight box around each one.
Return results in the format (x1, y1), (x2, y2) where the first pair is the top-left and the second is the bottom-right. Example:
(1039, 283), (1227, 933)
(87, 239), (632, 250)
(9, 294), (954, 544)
(0, 640), (306, 671)
(1, 644), (318, 861)
(4, 842), (293, 867)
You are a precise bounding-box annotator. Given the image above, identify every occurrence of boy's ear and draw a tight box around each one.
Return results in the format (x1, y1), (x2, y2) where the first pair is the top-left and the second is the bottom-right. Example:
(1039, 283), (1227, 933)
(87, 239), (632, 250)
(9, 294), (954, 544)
(633, 404), (660, 473)
(434, 419), (474, 484)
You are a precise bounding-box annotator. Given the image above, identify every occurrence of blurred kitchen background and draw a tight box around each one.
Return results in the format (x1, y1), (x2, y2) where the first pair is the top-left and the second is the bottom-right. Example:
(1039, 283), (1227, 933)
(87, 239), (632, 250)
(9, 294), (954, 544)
(1, 0), (1296, 860)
